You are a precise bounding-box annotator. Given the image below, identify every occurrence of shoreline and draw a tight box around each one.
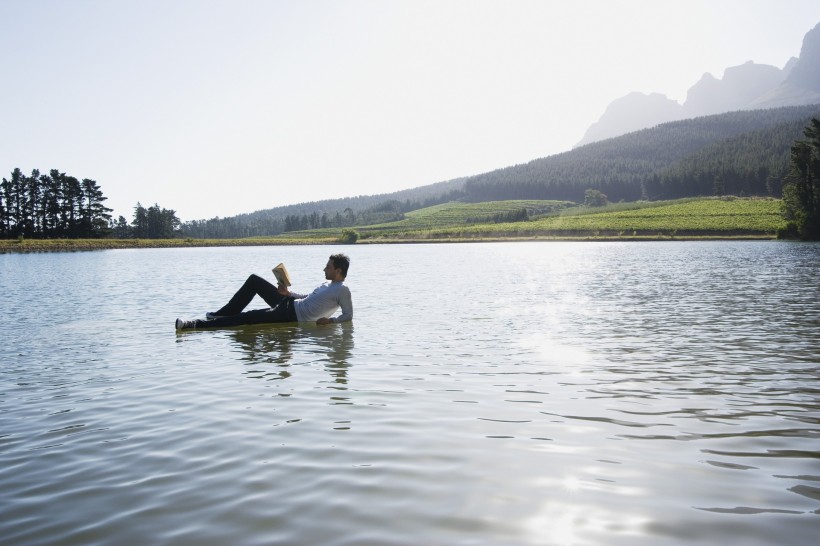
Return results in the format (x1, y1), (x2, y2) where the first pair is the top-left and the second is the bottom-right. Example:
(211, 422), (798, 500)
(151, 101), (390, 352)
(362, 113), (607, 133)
(1, 233), (780, 253)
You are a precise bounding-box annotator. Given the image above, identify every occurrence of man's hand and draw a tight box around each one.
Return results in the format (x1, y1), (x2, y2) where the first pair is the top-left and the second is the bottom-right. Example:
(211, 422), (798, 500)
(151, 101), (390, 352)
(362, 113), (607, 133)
(277, 284), (290, 297)
(316, 317), (334, 325)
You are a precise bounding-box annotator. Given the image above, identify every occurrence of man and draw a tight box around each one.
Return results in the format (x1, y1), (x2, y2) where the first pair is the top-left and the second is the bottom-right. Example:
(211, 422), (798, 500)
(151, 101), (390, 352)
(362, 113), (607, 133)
(175, 253), (352, 330)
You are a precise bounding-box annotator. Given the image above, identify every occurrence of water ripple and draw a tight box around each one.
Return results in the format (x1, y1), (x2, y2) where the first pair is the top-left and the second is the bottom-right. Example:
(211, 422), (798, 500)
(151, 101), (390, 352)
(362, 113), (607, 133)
(2, 242), (819, 545)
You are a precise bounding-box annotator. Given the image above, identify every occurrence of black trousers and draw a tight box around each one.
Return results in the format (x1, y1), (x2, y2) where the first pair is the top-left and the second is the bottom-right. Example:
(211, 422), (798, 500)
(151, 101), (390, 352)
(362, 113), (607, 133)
(195, 274), (297, 328)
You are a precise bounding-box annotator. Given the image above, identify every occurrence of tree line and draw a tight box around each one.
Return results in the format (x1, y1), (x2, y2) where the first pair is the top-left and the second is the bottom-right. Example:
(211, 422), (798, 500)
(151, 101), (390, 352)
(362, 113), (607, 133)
(1, 168), (180, 240)
(109, 203), (181, 239)
(1, 168), (112, 238)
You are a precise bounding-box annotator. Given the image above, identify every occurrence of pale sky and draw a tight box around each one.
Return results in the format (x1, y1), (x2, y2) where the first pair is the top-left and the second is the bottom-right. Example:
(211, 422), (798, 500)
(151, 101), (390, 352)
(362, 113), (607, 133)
(2, 0), (819, 221)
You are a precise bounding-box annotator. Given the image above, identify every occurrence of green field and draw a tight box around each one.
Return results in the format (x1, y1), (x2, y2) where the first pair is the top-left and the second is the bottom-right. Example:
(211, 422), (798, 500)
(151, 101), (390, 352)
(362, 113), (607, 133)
(337, 197), (786, 240)
(365, 200), (571, 230)
(487, 197), (784, 236)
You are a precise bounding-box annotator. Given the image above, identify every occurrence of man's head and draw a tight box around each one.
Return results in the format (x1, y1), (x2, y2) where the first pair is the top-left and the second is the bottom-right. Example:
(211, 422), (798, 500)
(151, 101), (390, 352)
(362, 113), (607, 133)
(325, 253), (350, 281)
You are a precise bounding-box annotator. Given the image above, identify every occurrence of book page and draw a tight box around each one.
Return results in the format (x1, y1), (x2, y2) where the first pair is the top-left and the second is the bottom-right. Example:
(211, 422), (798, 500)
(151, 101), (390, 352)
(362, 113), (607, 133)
(272, 263), (292, 287)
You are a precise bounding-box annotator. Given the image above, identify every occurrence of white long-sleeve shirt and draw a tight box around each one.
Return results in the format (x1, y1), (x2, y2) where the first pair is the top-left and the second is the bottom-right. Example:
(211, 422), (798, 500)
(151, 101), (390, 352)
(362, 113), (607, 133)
(292, 281), (353, 323)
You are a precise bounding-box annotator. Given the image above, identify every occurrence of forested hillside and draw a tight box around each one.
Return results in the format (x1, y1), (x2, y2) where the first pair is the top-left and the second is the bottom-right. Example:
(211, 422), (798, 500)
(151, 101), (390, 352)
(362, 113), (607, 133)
(180, 104), (820, 238)
(461, 104), (820, 202)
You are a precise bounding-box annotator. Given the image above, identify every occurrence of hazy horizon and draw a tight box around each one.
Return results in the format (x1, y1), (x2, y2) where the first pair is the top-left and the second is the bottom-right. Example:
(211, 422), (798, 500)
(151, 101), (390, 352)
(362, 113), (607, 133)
(2, 0), (819, 222)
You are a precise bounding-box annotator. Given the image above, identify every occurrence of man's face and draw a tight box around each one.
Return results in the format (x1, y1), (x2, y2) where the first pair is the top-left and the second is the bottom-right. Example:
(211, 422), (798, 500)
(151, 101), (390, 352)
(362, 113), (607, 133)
(324, 260), (339, 280)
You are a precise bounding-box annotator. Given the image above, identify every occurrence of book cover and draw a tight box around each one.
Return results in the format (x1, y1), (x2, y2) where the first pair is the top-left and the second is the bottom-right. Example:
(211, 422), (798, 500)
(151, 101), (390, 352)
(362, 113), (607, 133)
(272, 263), (292, 287)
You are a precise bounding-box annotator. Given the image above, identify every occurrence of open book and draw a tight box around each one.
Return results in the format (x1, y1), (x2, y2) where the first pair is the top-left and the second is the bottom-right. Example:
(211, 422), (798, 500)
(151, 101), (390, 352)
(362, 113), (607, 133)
(272, 263), (292, 287)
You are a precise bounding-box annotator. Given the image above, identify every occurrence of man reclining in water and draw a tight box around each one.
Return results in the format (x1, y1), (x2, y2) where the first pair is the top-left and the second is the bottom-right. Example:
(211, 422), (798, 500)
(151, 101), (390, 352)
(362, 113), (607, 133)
(175, 253), (352, 329)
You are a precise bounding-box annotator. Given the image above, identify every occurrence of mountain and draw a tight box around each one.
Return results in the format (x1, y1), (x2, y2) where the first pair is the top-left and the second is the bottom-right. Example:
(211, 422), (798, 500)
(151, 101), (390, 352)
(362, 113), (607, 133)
(576, 92), (684, 145)
(575, 22), (820, 147)
(179, 23), (820, 239)
(786, 22), (820, 92)
(683, 61), (785, 116)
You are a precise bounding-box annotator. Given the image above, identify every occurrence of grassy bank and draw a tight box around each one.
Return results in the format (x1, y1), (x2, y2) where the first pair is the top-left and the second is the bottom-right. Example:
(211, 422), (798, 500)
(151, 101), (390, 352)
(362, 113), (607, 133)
(0, 236), (338, 253)
(1, 197), (787, 253)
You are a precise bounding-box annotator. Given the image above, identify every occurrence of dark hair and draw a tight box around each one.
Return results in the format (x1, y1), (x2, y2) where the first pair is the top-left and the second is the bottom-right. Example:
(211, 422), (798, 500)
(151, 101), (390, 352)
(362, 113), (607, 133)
(330, 253), (350, 278)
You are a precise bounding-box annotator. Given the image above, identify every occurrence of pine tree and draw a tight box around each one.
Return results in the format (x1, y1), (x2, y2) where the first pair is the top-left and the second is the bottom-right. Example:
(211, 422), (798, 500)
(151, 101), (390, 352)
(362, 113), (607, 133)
(783, 118), (820, 240)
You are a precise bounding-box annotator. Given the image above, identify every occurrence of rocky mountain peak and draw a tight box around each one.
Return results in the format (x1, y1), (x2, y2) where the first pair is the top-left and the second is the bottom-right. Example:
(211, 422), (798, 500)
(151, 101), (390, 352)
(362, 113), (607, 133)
(785, 22), (820, 91)
(574, 22), (820, 148)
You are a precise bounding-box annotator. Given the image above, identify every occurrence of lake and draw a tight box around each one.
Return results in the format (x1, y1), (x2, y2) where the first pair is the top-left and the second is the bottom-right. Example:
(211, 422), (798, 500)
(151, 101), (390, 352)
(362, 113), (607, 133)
(1, 241), (818, 545)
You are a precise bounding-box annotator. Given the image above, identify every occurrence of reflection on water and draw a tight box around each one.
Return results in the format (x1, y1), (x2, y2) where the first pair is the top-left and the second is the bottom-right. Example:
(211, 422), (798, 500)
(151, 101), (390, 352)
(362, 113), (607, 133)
(1, 242), (818, 545)
(224, 323), (354, 389)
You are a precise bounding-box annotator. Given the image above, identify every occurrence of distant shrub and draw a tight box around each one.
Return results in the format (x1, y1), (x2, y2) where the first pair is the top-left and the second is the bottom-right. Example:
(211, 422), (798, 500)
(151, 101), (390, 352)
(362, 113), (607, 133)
(340, 229), (359, 244)
(584, 189), (609, 207)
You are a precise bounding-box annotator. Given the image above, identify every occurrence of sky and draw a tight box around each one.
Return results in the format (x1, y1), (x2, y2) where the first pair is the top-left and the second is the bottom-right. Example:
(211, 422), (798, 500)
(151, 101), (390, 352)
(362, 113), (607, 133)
(2, 0), (820, 222)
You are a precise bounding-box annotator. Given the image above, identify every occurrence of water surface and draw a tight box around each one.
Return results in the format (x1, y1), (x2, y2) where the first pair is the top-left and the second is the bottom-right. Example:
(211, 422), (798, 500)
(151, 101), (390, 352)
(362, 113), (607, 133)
(1, 242), (818, 545)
